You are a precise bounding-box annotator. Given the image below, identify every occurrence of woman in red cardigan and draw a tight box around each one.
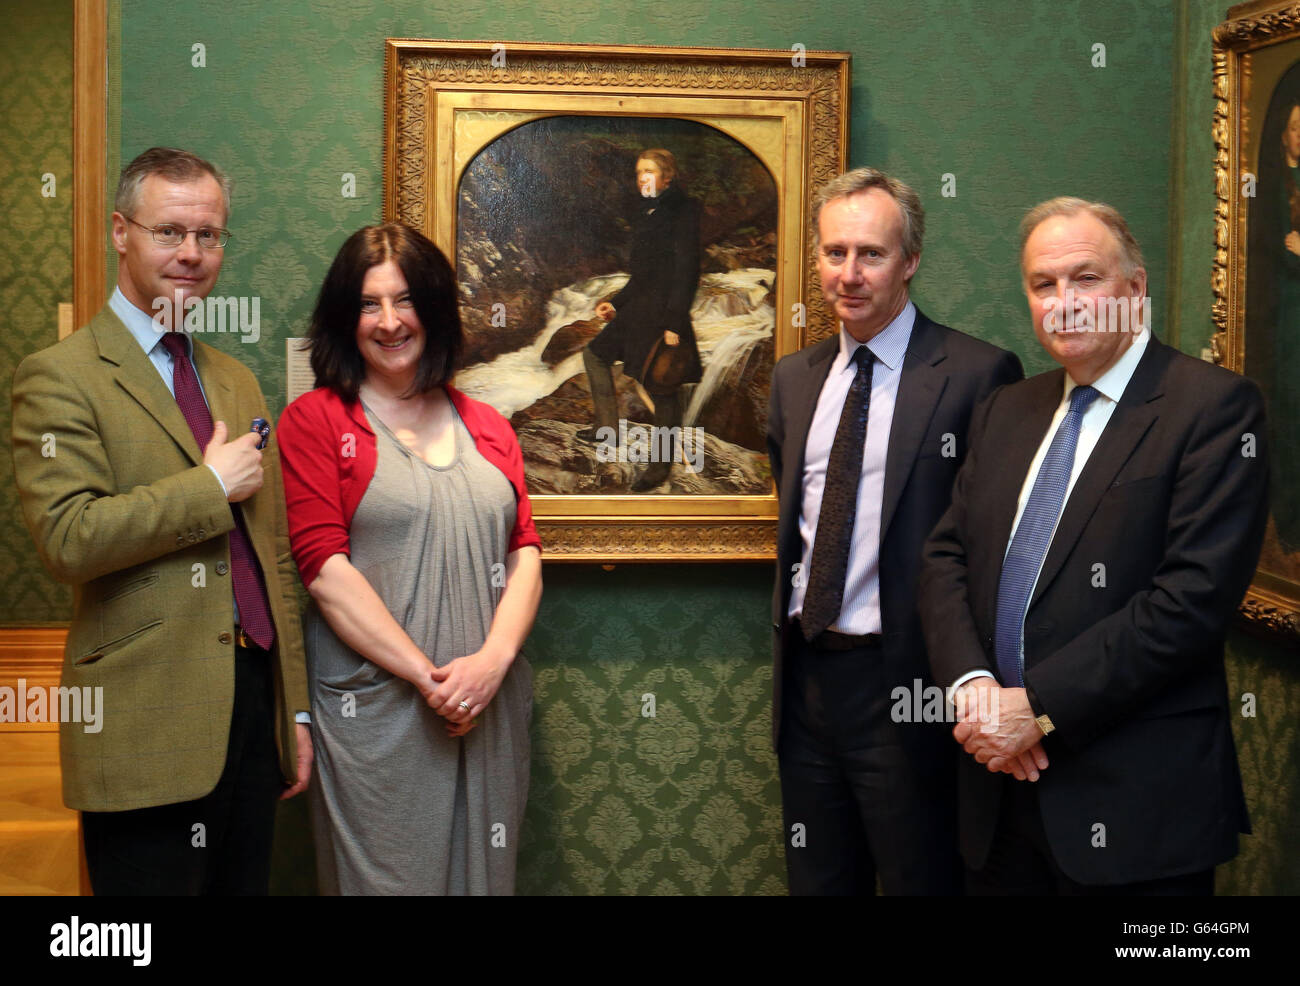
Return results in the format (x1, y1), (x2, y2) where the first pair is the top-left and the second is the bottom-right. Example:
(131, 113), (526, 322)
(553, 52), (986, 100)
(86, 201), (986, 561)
(278, 223), (542, 895)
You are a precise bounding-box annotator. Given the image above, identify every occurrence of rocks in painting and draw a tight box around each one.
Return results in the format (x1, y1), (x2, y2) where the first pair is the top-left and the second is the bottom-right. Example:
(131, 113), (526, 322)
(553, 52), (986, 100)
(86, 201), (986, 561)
(509, 374), (655, 432)
(515, 418), (771, 495)
(689, 333), (773, 452)
(704, 230), (777, 272)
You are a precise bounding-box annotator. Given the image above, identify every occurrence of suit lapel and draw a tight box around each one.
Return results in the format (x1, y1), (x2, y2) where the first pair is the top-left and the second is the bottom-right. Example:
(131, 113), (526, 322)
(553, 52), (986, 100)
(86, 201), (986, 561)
(1029, 341), (1166, 609)
(194, 344), (239, 438)
(776, 336), (837, 607)
(880, 314), (946, 541)
(783, 336), (839, 510)
(92, 309), (203, 464)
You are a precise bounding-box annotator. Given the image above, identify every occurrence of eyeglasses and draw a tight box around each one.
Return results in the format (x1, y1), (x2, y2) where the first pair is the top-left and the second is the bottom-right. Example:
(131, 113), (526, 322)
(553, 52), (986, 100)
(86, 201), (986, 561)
(125, 216), (231, 249)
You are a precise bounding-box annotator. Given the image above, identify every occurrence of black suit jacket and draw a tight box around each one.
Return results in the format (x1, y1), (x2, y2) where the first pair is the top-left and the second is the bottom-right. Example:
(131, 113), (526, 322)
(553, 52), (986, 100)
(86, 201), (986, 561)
(919, 337), (1269, 885)
(766, 308), (1023, 751)
(588, 182), (703, 386)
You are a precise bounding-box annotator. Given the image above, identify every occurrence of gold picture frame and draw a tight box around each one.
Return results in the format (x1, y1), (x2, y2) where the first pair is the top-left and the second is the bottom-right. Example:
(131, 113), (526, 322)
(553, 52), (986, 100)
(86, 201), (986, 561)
(382, 40), (850, 561)
(1212, 1), (1300, 641)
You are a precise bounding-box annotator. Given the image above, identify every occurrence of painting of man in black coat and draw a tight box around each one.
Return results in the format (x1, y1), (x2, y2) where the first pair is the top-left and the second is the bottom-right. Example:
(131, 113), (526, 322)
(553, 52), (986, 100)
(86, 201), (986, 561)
(579, 148), (704, 491)
(453, 117), (777, 498)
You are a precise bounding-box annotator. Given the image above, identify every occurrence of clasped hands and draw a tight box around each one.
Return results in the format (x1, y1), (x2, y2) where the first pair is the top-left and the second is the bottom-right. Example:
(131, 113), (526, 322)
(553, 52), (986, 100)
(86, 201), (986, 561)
(415, 649), (510, 738)
(952, 677), (1049, 782)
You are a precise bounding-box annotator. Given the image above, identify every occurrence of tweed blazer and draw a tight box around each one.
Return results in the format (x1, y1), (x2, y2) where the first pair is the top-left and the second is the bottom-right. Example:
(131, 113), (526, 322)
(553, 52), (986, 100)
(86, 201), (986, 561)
(10, 306), (308, 811)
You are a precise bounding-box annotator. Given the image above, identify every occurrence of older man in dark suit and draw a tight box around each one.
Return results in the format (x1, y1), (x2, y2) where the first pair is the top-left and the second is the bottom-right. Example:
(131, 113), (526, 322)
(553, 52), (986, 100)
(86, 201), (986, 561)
(766, 167), (1022, 894)
(919, 197), (1268, 894)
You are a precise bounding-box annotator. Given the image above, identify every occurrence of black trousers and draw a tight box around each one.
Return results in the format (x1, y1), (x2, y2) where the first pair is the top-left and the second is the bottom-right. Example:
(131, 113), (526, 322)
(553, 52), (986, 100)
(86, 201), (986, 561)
(81, 642), (283, 895)
(778, 633), (962, 895)
(966, 777), (1214, 896)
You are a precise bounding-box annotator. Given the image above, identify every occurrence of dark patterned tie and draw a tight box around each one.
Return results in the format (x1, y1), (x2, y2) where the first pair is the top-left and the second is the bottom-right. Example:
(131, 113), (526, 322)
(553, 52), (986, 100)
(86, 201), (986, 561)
(160, 333), (275, 650)
(994, 384), (1099, 686)
(802, 346), (874, 640)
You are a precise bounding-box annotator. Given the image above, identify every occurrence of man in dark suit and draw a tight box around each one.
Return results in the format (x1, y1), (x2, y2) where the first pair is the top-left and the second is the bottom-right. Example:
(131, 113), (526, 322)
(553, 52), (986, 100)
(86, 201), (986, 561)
(581, 147), (702, 491)
(766, 167), (1023, 894)
(11, 147), (311, 894)
(919, 197), (1269, 894)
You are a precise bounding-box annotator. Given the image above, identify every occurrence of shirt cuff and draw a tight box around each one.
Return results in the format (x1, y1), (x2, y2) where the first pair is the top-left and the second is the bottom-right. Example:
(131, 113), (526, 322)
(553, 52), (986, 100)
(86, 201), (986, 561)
(207, 464), (227, 497)
(946, 669), (996, 706)
(295, 711), (312, 725)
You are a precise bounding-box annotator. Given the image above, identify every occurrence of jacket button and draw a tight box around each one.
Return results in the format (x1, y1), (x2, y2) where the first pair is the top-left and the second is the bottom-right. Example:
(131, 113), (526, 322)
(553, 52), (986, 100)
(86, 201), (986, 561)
(215, 562), (229, 576)
(197, 528), (205, 538)
(177, 535), (185, 545)
(218, 631), (232, 645)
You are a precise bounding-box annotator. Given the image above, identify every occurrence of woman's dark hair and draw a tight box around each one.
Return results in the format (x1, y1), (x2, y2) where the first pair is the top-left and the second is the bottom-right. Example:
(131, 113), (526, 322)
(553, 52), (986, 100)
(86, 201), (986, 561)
(308, 223), (463, 400)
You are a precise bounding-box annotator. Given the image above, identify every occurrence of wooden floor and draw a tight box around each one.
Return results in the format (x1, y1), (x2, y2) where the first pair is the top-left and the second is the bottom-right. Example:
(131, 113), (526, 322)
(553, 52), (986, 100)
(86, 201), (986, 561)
(0, 628), (82, 895)
(0, 728), (80, 895)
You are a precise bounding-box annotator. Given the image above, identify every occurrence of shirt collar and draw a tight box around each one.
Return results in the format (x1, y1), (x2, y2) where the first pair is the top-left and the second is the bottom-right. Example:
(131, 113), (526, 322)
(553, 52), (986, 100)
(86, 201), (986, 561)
(836, 299), (915, 373)
(1063, 327), (1149, 405)
(110, 285), (193, 360)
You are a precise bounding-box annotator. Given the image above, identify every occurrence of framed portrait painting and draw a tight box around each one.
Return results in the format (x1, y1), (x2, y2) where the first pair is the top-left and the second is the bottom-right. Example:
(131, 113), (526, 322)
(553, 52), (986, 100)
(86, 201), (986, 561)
(383, 40), (850, 560)
(1213, 1), (1300, 641)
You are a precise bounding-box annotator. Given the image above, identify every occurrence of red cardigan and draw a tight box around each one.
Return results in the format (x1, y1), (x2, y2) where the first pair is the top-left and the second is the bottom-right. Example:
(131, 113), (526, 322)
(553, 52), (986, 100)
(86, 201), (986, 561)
(277, 384), (541, 588)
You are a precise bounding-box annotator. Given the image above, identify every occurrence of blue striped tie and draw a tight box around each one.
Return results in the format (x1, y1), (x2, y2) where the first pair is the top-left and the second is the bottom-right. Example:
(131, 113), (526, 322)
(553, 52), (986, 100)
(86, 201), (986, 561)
(994, 384), (1100, 687)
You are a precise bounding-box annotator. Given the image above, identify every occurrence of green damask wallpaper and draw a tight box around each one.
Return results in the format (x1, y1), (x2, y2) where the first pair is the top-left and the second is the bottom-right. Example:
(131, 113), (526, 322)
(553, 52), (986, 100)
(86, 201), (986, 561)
(3, 0), (1295, 895)
(0, 1), (74, 623)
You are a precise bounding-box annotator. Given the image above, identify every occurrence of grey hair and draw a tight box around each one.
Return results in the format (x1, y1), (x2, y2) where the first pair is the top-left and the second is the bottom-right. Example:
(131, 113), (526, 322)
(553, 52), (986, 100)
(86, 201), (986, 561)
(811, 167), (925, 258)
(1019, 197), (1145, 277)
(115, 146), (232, 220)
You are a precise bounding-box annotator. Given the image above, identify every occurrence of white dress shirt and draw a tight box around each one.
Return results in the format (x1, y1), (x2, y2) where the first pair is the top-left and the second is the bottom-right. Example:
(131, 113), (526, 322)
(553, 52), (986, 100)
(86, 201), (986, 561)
(950, 328), (1151, 696)
(789, 301), (915, 634)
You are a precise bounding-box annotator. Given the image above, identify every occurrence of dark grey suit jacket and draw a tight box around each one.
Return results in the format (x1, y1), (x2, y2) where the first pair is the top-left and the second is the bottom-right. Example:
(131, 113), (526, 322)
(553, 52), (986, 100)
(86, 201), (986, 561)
(766, 308), (1023, 751)
(920, 337), (1268, 884)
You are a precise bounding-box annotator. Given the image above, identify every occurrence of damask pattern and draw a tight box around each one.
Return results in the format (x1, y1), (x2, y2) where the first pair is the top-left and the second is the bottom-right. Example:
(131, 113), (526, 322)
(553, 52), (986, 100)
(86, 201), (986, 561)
(517, 565), (784, 895)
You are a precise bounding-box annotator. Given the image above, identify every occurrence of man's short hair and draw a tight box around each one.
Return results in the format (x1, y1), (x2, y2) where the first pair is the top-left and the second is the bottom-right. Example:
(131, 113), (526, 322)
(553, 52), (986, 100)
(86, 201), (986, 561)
(115, 146), (232, 220)
(637, 148), (678, 183)
(308, 223), (463, 401)
(1019, 197), (1146, 278)
(811, 167), (925, 257)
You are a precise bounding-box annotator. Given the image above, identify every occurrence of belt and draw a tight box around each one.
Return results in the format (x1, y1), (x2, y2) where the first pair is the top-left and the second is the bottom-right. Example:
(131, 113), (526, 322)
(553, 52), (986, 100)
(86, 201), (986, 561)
(794, 618), (882, 652)
(235, 627), (264, 651)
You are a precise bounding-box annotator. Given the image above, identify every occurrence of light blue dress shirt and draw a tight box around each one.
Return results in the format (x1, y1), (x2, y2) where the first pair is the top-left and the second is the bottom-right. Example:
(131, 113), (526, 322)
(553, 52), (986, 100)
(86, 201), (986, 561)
(789, 301), (916, 635)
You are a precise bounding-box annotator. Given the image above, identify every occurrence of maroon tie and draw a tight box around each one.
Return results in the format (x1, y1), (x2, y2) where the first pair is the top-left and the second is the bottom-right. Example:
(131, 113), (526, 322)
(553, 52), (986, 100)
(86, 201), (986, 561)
(160, 333), (275, 650)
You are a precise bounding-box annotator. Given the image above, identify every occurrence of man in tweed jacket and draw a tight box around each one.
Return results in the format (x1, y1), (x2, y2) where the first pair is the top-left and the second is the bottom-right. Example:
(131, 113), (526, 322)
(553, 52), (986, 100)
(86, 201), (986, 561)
(10, 147), (310, 894)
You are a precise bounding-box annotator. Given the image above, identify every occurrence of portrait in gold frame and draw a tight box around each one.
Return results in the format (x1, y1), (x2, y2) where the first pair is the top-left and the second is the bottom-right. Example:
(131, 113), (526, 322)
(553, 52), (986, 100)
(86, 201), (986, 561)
(383, 40), (850, 561)
(1213, 1), (1300, 641)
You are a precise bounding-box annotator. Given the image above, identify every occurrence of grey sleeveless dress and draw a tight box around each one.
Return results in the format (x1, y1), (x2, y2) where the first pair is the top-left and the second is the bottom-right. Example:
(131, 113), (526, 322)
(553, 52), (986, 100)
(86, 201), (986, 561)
(306, 400), (533, 895)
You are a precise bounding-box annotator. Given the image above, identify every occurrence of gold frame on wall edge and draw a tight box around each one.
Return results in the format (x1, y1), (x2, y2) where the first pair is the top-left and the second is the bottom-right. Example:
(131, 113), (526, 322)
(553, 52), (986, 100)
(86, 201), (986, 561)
(382, 40), (850, 562)
(1213, 0), (1300, 642)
